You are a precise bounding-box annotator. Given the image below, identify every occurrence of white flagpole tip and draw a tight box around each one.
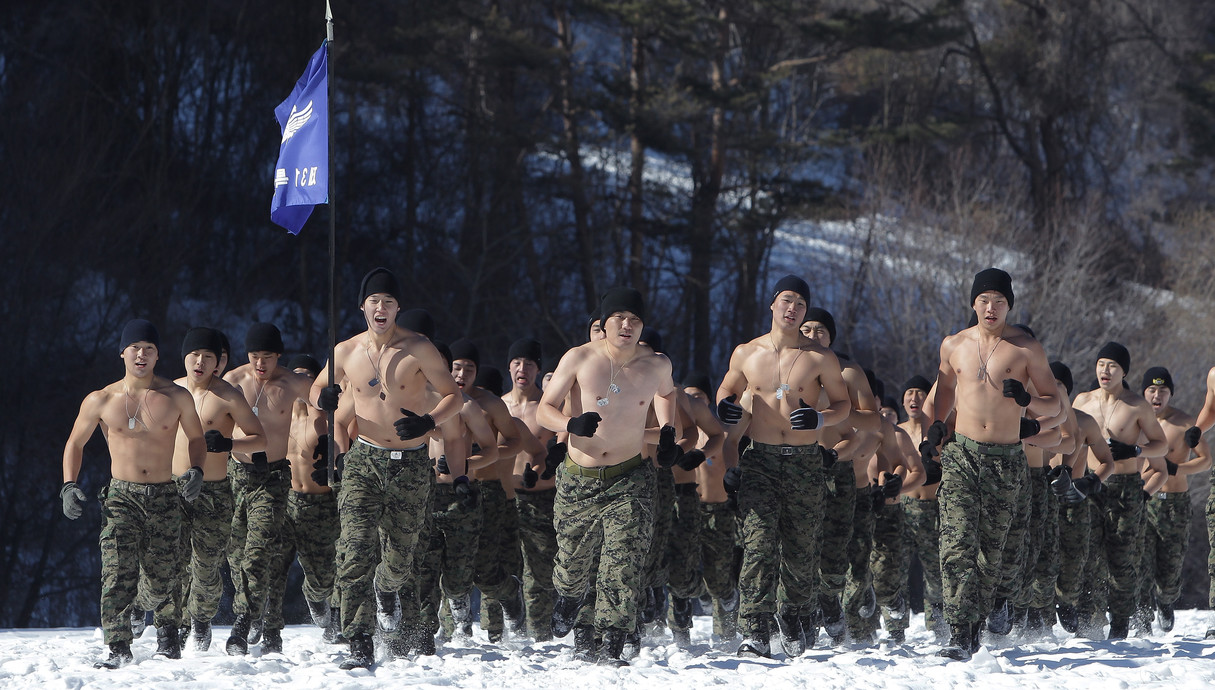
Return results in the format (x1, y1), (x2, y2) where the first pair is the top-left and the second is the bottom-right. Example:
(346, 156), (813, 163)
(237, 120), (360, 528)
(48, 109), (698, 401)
(326, 0), (332, 22)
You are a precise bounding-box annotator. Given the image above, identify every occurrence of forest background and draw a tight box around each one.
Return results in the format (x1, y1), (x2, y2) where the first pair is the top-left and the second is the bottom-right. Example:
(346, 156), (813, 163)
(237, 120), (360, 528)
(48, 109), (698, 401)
(4, 0), (1215, 628)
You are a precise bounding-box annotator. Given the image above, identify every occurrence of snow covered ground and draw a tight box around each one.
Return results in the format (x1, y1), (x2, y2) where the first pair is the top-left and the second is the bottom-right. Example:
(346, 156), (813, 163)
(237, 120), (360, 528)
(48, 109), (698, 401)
(4, 611), (1215, 689)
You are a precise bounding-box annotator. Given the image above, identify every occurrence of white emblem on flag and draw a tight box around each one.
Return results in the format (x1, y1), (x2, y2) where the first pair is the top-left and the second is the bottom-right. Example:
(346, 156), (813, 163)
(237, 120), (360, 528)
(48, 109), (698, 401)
(274, 169), (289, 188)
(281, 100), (314, 143)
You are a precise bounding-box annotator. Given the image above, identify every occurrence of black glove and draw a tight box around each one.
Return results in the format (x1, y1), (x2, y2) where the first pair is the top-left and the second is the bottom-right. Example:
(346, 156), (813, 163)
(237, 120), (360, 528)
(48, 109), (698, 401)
(204, 429), (233, 453)
(918, 441), (937, 468)
(1107, 439), (1141, 461)
(922, 458), (942, 486)
(1047, 464), (1075, 500)
(436, 455), (451, 475)
(541, 441), (567, 480)
(869, 481), (886, 511)
(318, 384), (341, 412)
(566, 412), (601, 438)
(925, 420), (949, 450)
(789, 399), (823, 431)
(60, 481), (87, 520)
(1071, 473), (1102, 501)
(311, 435), (343, 485)
(821, 447), (838, 470)
(394, 408), (436, 440)
(251, 451), (269, 470)
(1165, 459), (1179, 476)
(453, 475), (479, 509)
(179, 467), (204, 502)
(656, 425), (681, 468)
(1185, 426), (1202, 449)
(880, 471), (903, 499)
(1002, 378), (1031, 407)
(717, 395), (743, 425)
(522, 463), (538, 489)
(677, 449), (708, 472)
(723, 466), (742, 496)
(1019, 418), (1040, 440)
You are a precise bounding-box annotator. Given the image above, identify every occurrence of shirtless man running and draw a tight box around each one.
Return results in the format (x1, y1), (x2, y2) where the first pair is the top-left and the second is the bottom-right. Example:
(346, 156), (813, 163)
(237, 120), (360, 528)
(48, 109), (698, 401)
(61, 320), (206, 668)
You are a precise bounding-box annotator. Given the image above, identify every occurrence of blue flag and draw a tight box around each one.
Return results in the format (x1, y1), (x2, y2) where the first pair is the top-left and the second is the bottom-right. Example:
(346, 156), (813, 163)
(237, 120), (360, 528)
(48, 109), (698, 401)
(271, 43), (329, 234)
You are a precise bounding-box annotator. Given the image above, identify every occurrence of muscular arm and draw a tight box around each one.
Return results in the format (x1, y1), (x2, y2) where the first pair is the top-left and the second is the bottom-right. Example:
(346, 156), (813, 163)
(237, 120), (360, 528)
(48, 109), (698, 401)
(842, 365), (881, 434)
(652, 356), (678, 429)
(1135, 406), (1169, 466)
(480, 395), (523, 462)
(1195, 367), (1215, 433)
(715, 346), (748, 412)
(686, 393), (725, 459)
(537, 348), (584, 434)
(462, 400), (499, 474)
(62, 392), (104, 482)
(226, 389), (267, 453)
(1023, 342), (1061, 419)
(815, 352), (852, 428)
(418, 342), (463, 426)
(889, 423), (925, 492)
(930, 338), (958, 423)
(1181, 435), (1213, 475)
(173, 387), (207, 470)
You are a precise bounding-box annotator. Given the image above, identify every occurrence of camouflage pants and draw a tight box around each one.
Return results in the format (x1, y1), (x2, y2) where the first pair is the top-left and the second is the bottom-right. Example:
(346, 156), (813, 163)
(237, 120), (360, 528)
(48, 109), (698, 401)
(642, 467), (675, 591)
(1012, 466), (1047, 611)
(937, 433), (1026, 626)
(393, 472), (435, 637)
(552, 456), (655, 635)
(699, 500), (739, 637)
(100, 481), (182, 645)
(737, 442), (825, 636)
(1055, 499), (1091, 606)
(264, 490), (340, 630)
(1078, 497), (1110, 632)
(473, 479), (522, 636)
(995, 465), (1032, 608)
(515, 488), (557, 639)
(844, 493), (878, 638)
(227, 458), (290, 622)
(1208, 467), (1215, 607)
(1099, 474), (1146, 621)
(667, 482), (703, 601)
(870, 501), (909, 633)
(1142, 491), (1190, 608)
(818, 462), (857, 600)
(901, 496), (942, 623)
(336, 441), (432, 638)
(1029, 481), (1061, 611)
(180, 478), (234, 623)
(422, 481), (483, 636)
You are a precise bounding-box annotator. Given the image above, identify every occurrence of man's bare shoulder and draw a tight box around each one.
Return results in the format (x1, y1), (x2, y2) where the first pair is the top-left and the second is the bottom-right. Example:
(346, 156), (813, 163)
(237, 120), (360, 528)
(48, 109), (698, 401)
(642, 349), (673, 373)
(151, 375), (187, 395)
(560, 341), (596, 364)
(731, 337), (767, 359)
(939, 328), (972, 354)
(207, 377), (249, 403)
(223, 363), (255, 385)
(1161, 407), (1195, 429)
(470, 387), (508, 411)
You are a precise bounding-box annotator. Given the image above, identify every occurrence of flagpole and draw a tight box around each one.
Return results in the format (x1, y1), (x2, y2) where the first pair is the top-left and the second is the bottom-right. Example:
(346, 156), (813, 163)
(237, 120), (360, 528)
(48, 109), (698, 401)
(325, 0), (338, 486)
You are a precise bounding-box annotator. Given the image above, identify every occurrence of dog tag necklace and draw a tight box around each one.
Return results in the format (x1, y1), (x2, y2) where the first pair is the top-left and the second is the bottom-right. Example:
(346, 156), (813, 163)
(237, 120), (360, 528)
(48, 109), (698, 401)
(124, 388), (147, 430)
(598, 346), (628, 407)
(771, 336), (804, 400)
(365, 340), (388, 400)
(251, 379), (266, 417)
(976, 331), (1003, 382)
